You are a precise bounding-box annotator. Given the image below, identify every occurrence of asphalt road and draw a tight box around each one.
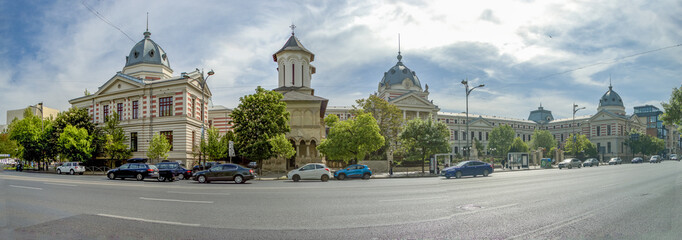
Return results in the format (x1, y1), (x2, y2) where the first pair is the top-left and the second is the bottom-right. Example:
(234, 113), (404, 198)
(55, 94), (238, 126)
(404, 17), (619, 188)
(1, 161), (681, 239)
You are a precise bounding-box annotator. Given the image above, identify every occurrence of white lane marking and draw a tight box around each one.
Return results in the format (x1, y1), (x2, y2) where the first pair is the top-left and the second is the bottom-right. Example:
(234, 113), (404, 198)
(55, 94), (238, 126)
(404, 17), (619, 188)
(96, 214), (200, 227)
(139, 197), (213, 204)
(167, 191), (230, 196)
(9, 185), (43, 190)
(43, 182), (78, 187)
(379, 196), (443, 202)
(507, 211), (595, 240)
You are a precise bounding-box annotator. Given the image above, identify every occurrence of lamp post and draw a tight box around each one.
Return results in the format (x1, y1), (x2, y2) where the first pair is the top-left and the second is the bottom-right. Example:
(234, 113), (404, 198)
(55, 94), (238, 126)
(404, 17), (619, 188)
(184, 69), (214, 166)
(572, 103), (585, 157)
(461, 79), (484, 160)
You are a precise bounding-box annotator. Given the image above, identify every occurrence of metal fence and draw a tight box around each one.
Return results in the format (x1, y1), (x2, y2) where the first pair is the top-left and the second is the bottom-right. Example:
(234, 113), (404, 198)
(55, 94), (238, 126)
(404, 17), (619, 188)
(85, 166), (110, 174)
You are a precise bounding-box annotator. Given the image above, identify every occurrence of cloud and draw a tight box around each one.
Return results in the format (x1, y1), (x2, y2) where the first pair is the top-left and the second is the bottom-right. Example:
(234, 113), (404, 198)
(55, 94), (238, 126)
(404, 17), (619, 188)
(479, 9), (500, 24)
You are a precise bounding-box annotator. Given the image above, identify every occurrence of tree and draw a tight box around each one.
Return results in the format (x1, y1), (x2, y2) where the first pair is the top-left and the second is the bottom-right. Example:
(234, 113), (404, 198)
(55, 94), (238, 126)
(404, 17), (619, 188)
(58, 125), (93, 163)
(221, 131), (237, 161)
(0, 132), (19, 157)
(101, 113), (131, 163)
(508, 137), (529, 153)
(9, 108), (45, 164)
(563, 134), (596, 159)
(627, 132), (665, 156)
(47, 107), (99, 160)
(488, 125), (515, 158)
(662, 87), (682, 131)
(352, 95), (403, 160)
(147, 133), (171, 161)
(202, 127), (226, 161)
(269, 134), (296, 159)
(529, 130), (557, 155)
(231, 86), (292, 168)
(318, 111), (385, 164)
(398, 117), (449, 173)
(473, 138), (485, 156)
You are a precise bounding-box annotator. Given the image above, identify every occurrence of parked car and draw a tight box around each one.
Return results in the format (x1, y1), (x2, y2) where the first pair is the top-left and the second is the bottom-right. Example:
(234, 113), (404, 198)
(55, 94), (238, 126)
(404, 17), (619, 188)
(193, 162), (220, 173)
(441, 160), (493, 179)
(334, 164), (372, 180)
(670, 154), (678, 161)
(287, 163), (332, 182)
(583, 158), (599, 167)
(650, 155), (661, 163)
(192, 164), (255, 184)
(56, 162), (86, 175)
(608, 157), (623, 165)
(156, 162), (191, 181)
(558, 158), (582, 169)
(107, 163), (159, 181)
(631, 157), (643, 164)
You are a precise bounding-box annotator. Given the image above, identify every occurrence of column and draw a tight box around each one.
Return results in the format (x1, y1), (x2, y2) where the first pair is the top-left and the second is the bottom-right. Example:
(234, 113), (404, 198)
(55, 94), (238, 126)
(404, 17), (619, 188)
(417, 111), (420, 119)
(403, 110), (406, 120)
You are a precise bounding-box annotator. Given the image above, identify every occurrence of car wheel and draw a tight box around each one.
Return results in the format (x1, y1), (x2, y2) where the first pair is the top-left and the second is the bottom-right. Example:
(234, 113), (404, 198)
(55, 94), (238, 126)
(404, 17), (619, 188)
(177, 174), (185, 180)
(559, 166), (562, 169)
(198, 175), (207, 183)
(57, 169), (61, 174)
(158, 176), (166, 182)
(455, 171), (462, 179)
(79, 172), (83, 175)
(107, 172), (115, 180)
(483, 170), (489, 177)
(321, 175), (329, 182)
(70, 169), (75, 175)
(292, 175), (300, 182)
(362, 173), (370, 180)
(578, 165), (581, 168)
(568, 165), (572, 169)
(338, 173), (346, 180)
(136, 173), (144, 181)
(234, 175), (244, 184)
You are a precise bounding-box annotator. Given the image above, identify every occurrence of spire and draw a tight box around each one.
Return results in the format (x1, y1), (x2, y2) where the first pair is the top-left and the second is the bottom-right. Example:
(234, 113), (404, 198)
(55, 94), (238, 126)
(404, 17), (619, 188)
(397, 33), (402, 63)
(144, 12), (151, 39)
(289, 23), (296, 36)
(609, 75), (612, 90)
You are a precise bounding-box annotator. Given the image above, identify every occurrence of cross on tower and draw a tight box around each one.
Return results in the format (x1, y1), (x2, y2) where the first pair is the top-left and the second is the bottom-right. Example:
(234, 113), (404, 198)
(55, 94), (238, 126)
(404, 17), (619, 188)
(289, 23), (296, 35)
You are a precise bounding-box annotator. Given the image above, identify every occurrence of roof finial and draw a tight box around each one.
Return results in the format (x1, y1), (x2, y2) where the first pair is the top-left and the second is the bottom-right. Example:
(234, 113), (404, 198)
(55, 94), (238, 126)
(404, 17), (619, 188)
(609, 74), (612, 90)
(146, 12), (149, 32)
(289, 23), (296, 36)
(143, 12), (151, 39)
(397, 33), (402, 63)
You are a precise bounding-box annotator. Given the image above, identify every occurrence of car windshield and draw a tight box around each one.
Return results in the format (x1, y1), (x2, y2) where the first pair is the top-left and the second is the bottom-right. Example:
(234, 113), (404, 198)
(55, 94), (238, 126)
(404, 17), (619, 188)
(455, 161), (468, 167)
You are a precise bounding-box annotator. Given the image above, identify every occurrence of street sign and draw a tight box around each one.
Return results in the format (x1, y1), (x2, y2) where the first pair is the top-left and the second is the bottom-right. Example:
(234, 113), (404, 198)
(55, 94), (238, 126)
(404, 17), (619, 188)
(228, 141), (235, 157)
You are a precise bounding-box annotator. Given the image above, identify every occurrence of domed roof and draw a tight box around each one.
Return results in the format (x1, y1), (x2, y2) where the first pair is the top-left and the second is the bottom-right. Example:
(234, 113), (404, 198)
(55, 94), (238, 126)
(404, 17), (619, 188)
(528, 104), (554, 124)
(380, 53), (422, 89)
(599, 84), (623, 107)
(124, 31), (170, 69)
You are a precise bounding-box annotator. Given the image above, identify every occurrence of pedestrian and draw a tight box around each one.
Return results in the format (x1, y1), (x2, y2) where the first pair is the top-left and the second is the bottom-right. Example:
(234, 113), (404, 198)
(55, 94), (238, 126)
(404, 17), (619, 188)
(389, 161), (394, 176)
(502, 159), (507, 170)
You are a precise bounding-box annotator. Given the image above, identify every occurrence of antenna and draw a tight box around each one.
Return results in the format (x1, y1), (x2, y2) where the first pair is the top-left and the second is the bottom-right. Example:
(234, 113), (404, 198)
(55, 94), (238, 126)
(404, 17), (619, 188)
(146, 12), (149, 32)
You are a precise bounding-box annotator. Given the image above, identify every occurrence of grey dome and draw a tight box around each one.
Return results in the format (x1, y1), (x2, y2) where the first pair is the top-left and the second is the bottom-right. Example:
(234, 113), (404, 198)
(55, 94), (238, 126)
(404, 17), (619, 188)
(599, 85), (623, 107)
(124, 31), (170, 69)
(380, 53), (422, 89)
(528, 104), (554, 124)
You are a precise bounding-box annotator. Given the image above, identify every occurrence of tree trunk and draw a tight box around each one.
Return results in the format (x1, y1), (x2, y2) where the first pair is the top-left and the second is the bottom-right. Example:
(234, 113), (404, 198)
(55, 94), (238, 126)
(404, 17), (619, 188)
(421, 157), (425, 174)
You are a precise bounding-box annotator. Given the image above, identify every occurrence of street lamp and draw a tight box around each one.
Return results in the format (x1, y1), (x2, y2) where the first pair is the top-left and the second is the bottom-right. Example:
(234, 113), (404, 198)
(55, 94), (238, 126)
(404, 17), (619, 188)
(184, 69), (214, 166)
(572, 103), (585, 157)
(461, 79), (484, 160)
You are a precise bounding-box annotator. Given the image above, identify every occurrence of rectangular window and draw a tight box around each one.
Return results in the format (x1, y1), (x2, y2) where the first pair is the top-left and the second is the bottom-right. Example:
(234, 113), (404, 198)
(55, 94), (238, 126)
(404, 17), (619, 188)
(471, 131), (475, 140)
(160, 131), (173, 151)
(130, 132), (138, 152)
(486, 132), (489, 141)
(191, 98), (196, 118)
(103, 105), (109, 120)
(132, 101), (138, 119)
(292, 64), (295, 85)
(607, 142), (611, 153)
(561, 134), (564, 142)
(462, 131), (467, 140)
(597, 126), (601, 136)
(192, 131), (196, 151)
(607, 125), (611, 136)
(478, 132), (482, 141)
(159, 97), (173, 117)
(117, 103), (123, 120)
(454, 131), (458, 140)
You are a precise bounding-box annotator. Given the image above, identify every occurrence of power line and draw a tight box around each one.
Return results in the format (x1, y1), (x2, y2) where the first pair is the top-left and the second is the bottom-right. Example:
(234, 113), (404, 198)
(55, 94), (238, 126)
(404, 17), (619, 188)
(81, 0), (136, 43)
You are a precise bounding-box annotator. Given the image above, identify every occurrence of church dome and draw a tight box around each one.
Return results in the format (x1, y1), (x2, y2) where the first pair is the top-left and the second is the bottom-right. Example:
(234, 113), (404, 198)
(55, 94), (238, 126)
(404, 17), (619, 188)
(599, 85), (623, 107)
(124, 31), (170, 69)
(379, 53), (422, 90)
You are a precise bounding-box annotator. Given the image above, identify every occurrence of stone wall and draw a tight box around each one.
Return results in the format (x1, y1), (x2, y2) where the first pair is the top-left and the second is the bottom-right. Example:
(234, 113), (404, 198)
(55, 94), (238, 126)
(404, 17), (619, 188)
(358, 160), (389, 173)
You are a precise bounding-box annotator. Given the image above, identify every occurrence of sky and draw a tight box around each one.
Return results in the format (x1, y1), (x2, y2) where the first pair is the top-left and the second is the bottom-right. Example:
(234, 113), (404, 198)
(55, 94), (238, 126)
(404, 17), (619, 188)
(1, 0), (682, 125)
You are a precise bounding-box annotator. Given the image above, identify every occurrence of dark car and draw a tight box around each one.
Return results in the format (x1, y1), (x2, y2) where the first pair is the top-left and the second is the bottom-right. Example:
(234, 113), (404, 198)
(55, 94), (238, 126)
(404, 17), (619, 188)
(583, 158), (599, 167)
(156, 162), (192, 181)
(631, 157), (643, 164)
(441, 160), (493, 179)
(192, 161), (220, 173)
(334, 164), (372, 180)
(192, 164), (255, 184)
(107, 163), (159, 181)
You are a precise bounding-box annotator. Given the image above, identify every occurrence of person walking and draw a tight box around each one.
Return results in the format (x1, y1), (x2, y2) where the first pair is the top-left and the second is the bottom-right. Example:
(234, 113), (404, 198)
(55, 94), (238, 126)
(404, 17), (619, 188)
(389, 161), (394, 176)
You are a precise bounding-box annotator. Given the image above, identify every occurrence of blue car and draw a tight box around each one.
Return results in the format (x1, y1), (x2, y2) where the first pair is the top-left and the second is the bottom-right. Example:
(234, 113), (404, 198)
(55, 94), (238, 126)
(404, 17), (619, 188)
(441, 160), (493, 179)
(334, 164), (372, 180)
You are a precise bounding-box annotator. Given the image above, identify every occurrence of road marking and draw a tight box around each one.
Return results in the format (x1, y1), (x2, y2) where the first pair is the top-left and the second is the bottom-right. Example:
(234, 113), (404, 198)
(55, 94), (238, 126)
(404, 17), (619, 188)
(379, 197), (443, 202)
(9, 185), (43, 190)
(43, 182), (78, 187)
(167, 191), (230, 196)
(506, 210), (595, 239)
(96, 214), (200, 227)
(139, 197), (213, 204)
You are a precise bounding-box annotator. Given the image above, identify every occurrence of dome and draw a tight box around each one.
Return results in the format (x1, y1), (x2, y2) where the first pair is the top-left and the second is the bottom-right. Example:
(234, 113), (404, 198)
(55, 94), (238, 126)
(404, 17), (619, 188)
(599, 85), (623, 107)
(528, 104), (554, 124)
(379, 53), (422, 90)
(124, 31), (170, 69)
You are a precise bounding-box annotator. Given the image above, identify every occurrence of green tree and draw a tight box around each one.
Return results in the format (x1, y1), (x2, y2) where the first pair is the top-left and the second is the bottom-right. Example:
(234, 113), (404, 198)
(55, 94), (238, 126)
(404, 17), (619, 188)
(563, 134), (595, 158)
(398, 117), (449, 173)
(509, 137), (529, 153)
(221, 131), (237, 161)
(318, 111), (385, 164)
(353, 95), (403, 160)
(202, 127), (226, 161)
(628, 133), (665, 156)
(473, 138), (485, 156)
(662, 87), (682, 131)
(147, 133), (171, 161)
(9, 109), (46, 164)
(47, 107), (99, 159)
(269, 134), (296, 159)
(488, 125), (516, 157)
(58, 125), (93, 162)
(231, 86), (292, 168)
(529, 130), (557, 155)
(0, 132), (19, 157)
(101, 113), (131, 163)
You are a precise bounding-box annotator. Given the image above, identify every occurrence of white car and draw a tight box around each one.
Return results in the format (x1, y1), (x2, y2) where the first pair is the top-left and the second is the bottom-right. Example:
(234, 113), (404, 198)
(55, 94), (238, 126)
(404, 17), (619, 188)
(57, 162), (85, 175)
(670, 154), (678, 161)
(287, 163), (332, 182)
